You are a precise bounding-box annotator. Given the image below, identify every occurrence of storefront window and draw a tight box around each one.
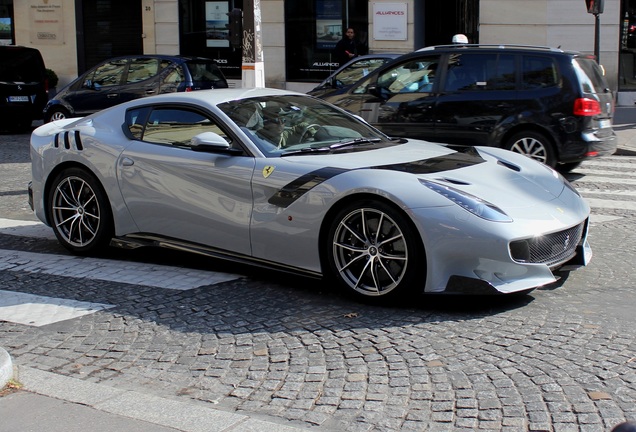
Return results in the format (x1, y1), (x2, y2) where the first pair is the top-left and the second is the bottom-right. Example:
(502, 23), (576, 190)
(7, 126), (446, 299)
(179, 0), (243, 79)
(284, 0), (368, 82)
(620, 0), (636, 90)
(0, 0), (14, 45)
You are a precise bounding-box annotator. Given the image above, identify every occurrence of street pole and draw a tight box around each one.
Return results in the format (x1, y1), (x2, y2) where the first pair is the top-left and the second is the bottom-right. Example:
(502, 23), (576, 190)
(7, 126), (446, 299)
(241, 0), (265, 88)
(594, 12), (600, 63)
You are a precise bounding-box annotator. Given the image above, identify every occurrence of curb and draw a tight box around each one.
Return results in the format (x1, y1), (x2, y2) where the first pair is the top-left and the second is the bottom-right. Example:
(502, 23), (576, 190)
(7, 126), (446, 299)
(0, 347), (13, 389)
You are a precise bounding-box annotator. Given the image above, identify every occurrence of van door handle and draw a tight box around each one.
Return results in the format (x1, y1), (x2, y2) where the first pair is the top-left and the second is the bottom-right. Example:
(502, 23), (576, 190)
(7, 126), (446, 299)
(107, 94), (119, 98)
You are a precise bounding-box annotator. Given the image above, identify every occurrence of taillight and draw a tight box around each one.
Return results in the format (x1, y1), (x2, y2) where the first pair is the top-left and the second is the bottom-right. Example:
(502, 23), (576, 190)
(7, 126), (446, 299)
(44, 77), (49, 93)
(573, 98), (601, 116)
(185, 86), (192, 92)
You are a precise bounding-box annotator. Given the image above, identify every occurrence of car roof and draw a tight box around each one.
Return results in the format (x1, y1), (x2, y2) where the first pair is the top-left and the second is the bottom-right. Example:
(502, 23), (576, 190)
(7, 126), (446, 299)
(119, 87), (305, 108)
(416, 43), (581, 56)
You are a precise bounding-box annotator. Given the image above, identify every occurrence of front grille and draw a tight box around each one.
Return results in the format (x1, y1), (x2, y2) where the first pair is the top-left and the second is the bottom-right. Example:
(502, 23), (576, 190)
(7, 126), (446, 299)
(510, 221), (586, 268)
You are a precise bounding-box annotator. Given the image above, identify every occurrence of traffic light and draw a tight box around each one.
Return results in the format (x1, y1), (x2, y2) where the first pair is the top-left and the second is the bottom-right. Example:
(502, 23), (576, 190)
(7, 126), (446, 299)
(585, 0), (604, 14)
(226, 8), (242, 49)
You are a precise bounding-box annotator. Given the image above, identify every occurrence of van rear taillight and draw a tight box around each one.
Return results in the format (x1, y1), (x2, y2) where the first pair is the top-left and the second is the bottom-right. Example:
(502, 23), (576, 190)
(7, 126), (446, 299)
(573, 98), (601, 116)
(185, 86), (193, 92)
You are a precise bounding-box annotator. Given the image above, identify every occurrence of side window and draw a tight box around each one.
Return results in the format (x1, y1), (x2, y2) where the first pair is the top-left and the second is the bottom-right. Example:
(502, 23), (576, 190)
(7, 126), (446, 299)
(485, 54), (516, 90)
(126, 58), (160, 84)
(445, 53), (485, 91)
(522, 55), (558, 89)
(141, 108), (230, 147)
(125, 107), (150, 140)
(377, 56), (441, 95)
(160, 66), (184, 93)
(91, 59), (128, 88)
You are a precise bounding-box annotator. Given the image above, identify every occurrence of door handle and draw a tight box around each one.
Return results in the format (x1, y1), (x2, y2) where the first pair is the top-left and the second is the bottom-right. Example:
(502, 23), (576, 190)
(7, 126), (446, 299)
(145, 89), (156, 95)
(107, 94), (119, 98)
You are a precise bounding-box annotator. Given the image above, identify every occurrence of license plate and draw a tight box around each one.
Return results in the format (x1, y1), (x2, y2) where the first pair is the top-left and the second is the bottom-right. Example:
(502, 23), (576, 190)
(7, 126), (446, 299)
(598, 119), (611, 129)
(8, 96), (29, 102)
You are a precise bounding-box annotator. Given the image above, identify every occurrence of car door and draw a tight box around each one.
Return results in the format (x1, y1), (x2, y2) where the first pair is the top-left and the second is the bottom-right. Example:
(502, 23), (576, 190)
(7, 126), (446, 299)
(331, 54), (441, 140)
(117, 105), (255, 255)
(433, 52), (518, 146)
(65, 58), (128, 116)
(118, 57), (164, 103)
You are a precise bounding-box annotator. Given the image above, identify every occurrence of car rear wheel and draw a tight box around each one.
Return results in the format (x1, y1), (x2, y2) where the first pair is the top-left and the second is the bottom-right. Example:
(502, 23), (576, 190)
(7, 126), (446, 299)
(505, 131), (556, 167)
(45, 107), (70, 123)
(327, 200), (423, 301)
(48, 168), (113, 254)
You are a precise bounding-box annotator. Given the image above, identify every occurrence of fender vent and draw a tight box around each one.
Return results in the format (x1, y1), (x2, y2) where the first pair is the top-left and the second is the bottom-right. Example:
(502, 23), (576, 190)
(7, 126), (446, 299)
(54, 131), (83, 151)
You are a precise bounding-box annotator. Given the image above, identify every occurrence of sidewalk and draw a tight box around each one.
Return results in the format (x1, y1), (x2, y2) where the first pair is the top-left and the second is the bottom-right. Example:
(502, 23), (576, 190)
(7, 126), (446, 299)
(0, 348), (312, 432)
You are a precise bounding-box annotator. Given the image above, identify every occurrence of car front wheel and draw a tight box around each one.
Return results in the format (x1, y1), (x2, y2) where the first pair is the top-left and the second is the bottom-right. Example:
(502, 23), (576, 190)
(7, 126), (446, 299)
(48, 168), (113, 254)
(505, 131), (556, 167)
(326, 200), (423, 301)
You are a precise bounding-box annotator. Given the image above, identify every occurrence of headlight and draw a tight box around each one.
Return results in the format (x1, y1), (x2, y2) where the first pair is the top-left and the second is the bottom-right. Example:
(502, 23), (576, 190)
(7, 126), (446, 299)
(420, 179), (513, 222)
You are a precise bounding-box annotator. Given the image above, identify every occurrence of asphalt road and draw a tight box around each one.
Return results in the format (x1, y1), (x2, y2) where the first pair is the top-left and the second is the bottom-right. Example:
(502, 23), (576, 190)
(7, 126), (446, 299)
(0, 129), (635, 432)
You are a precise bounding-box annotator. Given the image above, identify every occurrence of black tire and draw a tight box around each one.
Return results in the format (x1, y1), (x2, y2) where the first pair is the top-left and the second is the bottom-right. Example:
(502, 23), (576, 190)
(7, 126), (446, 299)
(505, 131), (556, 167)
(326, 200), (424, 302)
(45, 106), (70, 123)
(47, 168), (113, 254)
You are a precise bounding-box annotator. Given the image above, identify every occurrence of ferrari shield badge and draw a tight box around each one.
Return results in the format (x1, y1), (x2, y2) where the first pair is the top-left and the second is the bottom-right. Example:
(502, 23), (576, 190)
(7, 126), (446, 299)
(262, 165), (275, 178)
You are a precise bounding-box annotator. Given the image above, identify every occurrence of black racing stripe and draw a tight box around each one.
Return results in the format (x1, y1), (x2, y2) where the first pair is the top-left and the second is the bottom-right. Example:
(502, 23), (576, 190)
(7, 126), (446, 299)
(373, 146), (486, 174)
(268, 148), (485, 208)
(268, 167), (348, 208)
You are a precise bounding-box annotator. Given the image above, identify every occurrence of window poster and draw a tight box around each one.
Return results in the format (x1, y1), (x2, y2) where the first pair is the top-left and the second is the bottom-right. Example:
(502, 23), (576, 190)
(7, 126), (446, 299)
(206, 1), (230, 48)
(316, 0), (342, 50)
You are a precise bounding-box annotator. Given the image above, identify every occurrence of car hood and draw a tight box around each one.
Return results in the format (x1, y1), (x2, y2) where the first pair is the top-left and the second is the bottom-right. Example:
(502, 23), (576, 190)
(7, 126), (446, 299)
(284, 140), (578, 212)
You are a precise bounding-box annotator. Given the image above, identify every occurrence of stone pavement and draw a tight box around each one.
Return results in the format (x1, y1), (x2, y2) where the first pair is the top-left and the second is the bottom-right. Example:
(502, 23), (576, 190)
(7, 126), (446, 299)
(0, 112), (636, 432)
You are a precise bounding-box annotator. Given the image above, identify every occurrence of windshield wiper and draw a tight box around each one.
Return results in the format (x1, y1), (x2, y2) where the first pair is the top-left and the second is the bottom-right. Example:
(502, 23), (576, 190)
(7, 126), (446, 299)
(280, 137), (382, 157)
(329, 137), (382, 149)
(280, 146), (332, 157)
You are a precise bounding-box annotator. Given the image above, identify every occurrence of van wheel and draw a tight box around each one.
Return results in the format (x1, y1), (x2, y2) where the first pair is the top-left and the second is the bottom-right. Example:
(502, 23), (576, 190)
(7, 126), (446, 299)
(46, 107), (70, 123)
(505, 131), (556, 167)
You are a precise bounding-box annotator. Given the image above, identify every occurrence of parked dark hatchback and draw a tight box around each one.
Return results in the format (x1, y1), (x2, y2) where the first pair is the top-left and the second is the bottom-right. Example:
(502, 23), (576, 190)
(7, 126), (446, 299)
(44, 55), (228, 122)
(0, 46), (48, 131)
(320, 44), (617, 171)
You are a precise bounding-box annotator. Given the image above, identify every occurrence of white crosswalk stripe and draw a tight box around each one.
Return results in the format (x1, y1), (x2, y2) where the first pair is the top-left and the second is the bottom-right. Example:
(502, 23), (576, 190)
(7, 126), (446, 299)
(0, 218), (243, 326)
(570, 157), (636, 224)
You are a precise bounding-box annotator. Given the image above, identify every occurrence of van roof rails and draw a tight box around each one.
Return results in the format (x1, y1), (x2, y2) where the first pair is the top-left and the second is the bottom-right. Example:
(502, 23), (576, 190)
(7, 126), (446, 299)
(417, 44), (566, 53)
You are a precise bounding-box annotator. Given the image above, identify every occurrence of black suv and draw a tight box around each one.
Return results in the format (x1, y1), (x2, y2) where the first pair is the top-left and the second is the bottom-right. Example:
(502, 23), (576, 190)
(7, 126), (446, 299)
(320, 44), (617, 171)
(44, 55), (228, 122)
(0, 46), (48, 131)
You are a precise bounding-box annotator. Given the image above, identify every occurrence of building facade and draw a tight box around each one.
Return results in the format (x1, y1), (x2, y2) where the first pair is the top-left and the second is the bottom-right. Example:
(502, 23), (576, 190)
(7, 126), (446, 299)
(2, 0), (635, 105)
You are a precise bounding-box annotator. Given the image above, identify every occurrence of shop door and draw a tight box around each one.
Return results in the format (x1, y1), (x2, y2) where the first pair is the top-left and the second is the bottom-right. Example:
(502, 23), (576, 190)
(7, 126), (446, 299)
(78, 0), (143, 73)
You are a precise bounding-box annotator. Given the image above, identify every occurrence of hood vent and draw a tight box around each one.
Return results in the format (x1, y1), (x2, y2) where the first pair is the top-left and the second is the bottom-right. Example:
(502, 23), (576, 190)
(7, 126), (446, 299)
(436, 177), (471, 186)
(497, 159), (521, 172)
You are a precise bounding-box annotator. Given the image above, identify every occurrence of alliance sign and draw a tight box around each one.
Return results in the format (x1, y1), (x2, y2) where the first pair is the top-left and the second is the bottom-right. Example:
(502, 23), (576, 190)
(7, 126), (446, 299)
(373, 2), (407, 41)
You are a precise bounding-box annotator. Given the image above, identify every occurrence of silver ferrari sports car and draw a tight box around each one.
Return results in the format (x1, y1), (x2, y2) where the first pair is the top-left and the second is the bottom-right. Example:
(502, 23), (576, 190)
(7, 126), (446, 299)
(29, 88), (592, 301)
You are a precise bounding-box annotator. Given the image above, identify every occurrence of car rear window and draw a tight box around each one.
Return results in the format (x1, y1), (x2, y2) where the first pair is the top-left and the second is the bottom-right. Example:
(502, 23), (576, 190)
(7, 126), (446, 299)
(0, 48), (45, 82)
(186, 61), (226, 83)
(572, 57), (609, 94)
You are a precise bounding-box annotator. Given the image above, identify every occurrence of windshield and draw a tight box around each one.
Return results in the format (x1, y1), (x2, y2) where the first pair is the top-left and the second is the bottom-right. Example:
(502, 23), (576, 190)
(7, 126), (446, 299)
(218, 95), (391, 156)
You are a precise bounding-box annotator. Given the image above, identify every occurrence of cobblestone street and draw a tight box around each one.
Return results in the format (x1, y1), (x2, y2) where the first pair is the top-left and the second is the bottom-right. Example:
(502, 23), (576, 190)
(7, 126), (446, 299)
(1, 130), (635, 431)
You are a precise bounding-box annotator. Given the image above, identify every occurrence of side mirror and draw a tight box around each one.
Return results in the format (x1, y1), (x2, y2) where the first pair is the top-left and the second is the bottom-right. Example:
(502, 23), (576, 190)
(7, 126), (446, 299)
(191, 131), (242, 155)
(82, 79), (92, 89)
(368, 84), (384, 99)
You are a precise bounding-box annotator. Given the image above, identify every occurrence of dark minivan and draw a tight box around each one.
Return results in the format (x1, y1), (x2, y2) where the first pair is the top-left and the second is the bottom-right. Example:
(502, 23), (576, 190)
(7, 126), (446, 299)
(321, 44), (617, 171)
(0, 46), (48, 131)
(44, 54), (228, 122)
